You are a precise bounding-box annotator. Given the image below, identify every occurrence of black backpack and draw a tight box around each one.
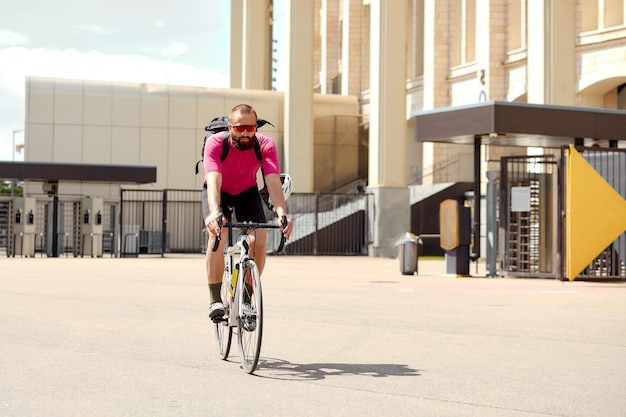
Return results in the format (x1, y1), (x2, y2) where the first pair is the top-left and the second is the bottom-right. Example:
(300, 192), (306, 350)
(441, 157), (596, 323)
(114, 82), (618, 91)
(195, 116), (275, 175)
(196, 116), (276, 210)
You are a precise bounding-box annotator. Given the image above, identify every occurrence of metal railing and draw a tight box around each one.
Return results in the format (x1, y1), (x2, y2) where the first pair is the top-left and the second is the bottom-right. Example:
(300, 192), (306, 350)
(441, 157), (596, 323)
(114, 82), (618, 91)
(567, 146), (626, 281)
(283, 192), (373, 255)
(120, 189), (373, 256)
(408, 153), (474, 185)
(499, 154), (559, 277)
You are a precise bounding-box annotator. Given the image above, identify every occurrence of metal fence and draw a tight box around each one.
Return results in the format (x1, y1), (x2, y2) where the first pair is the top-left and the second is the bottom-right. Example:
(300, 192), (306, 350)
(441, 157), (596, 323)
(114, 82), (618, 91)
(119, 189), (204, 256)
(283, 192), (373, 255)
(1, 196), (116, 257)
(499, 154), (559, 277)
(568, 146), (626, 280)
(2, 190), (372, 257)
(499, 147), (626, 281)
(119, 189), (373, 256)
(41, 199), (81, 257)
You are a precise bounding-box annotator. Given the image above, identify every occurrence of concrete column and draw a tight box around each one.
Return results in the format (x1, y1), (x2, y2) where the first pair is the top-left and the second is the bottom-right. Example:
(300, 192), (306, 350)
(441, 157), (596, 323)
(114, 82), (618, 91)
(243, 0), (271, 89)
(367, 0), (410, 257)
(230, 0), (271, 90)
(527, 0), (575, 104)
(341, 0), (363, 96)
(230, 0), (244, 89)
(320, 0), (340, 94)
(285, 0), (315, 192)
(313, 0), (322, 89)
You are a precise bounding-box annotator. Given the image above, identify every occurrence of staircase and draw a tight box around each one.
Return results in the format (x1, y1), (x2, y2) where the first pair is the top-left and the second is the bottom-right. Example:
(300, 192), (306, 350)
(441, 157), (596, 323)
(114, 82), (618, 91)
(276, 186), (371, 255)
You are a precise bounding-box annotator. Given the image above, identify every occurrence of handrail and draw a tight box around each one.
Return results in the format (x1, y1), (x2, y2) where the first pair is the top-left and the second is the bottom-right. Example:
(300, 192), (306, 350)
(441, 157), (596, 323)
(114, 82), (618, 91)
(408, 156), (464, 185)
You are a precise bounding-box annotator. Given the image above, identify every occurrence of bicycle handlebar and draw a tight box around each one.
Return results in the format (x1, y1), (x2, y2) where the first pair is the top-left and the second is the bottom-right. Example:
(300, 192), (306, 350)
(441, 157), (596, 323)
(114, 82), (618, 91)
(210, 214), (288, 254)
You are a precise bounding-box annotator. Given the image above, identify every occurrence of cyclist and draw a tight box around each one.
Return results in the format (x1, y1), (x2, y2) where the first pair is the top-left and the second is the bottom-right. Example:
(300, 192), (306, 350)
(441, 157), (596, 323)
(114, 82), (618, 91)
(202, 103), (293, 320)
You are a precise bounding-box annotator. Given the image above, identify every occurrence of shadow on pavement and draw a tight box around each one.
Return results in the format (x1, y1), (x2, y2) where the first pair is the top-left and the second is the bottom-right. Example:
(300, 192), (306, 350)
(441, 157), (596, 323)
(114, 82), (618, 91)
(257, 358), (421, 380)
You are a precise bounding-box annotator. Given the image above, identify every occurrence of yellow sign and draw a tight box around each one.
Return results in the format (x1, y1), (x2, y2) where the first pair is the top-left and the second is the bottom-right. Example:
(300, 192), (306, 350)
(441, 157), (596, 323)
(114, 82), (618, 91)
(566, 146), (626, 280)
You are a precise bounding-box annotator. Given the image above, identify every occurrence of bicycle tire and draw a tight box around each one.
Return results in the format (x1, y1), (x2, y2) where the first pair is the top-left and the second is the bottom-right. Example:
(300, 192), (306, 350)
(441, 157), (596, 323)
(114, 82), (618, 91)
(215, 269), (233, 360)
(237, 261), (263, 374)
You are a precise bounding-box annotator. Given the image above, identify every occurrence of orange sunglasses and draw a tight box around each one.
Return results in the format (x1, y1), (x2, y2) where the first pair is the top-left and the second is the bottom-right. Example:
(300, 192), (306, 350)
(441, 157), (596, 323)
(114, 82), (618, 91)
(231, 125), (256, 133)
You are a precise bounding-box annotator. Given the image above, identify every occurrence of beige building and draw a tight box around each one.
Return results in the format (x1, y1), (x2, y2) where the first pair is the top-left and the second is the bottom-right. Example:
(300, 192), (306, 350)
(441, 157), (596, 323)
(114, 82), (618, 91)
(302, 0), (626, 176)
(18, 0), (626, 257)
(23, 78), (360, 198)
(277, 0), (626, 256)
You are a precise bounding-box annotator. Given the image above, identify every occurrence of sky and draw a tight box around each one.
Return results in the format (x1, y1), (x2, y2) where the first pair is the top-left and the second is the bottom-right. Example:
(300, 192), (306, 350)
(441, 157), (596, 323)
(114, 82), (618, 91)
(0, 0), (286, 162)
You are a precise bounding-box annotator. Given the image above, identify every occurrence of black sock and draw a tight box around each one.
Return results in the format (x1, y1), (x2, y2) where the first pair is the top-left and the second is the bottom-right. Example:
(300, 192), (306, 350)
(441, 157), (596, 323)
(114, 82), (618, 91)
(209, 283), (222, 304)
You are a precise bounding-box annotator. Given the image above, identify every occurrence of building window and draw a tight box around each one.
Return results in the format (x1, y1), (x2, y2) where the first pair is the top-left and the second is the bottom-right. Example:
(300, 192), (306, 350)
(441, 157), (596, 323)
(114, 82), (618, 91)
(581, 0), (624, 32)
(362, 4), (370, 92)
(451, 0), (476, 66)
(465, 0), (476, 63)
(604, 0), (624, 28)
(507, 0), (525, 51)
(581, 0), (599, 31)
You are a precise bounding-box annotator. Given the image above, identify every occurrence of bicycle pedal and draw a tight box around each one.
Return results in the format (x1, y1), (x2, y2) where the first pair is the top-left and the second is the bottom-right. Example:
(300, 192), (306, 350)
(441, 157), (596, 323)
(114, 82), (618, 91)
(211, 316), (226, 324)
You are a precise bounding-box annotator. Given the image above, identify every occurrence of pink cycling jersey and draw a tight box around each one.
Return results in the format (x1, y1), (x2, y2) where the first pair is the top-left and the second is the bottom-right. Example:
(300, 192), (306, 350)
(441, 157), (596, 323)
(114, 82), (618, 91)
(203, 132), (280, 195)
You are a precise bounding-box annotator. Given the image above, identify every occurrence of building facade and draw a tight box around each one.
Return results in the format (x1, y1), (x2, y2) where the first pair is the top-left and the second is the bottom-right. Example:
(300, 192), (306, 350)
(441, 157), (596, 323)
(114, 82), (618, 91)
(307, 0), (626, 185)
(23, 78), (360, 199)
(13, 0), (626, 259)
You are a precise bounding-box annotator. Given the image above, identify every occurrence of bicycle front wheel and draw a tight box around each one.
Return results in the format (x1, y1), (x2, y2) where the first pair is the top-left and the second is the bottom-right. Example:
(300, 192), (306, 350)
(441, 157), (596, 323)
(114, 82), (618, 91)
(215, 269), (233, 360)
(237, 261), (263, 374)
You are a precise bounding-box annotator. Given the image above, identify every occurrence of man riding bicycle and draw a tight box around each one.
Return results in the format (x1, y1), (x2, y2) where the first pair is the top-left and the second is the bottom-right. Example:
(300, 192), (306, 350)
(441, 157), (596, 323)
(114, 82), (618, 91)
(202, 103), (293, 320)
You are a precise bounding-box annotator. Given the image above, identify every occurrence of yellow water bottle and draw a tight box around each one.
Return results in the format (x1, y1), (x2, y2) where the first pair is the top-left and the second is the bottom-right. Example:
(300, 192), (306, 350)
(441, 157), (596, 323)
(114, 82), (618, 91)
(229, 264), (239, 297)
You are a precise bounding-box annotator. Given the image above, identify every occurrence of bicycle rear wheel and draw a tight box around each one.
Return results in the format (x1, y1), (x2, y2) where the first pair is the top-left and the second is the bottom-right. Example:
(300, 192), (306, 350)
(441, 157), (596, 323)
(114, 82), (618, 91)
(237, 261), (263, 374)
(215, 269), (233, 360)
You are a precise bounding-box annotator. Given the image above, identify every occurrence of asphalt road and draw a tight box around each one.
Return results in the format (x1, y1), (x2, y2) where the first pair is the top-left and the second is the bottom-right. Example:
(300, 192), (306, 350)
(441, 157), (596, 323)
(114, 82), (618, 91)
(1, 255), (625, 417)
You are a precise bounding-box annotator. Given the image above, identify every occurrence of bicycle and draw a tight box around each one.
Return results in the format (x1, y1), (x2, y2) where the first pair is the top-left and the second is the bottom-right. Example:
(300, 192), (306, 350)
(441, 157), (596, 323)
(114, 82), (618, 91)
(210, 211), (286, 374)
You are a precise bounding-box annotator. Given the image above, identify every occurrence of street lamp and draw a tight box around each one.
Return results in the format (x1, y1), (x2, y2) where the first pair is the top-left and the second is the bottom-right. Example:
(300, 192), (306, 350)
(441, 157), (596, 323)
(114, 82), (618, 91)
(11, 129), (24, 198)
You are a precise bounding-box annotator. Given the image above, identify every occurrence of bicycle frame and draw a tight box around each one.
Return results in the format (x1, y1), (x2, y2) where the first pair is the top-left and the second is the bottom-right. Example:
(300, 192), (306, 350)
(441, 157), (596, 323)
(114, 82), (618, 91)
(220, 220), (285, 315)
(211, 212), (287, 373)
(223, 232), (256, 328)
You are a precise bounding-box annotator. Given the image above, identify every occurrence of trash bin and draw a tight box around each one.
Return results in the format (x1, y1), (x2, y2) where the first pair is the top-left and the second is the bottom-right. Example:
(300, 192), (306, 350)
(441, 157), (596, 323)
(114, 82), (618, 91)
(396, 232), (422, 275)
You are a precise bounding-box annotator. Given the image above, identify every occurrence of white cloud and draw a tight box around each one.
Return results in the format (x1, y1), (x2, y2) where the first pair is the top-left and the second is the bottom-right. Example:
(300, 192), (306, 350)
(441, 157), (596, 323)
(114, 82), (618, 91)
(0, 46), (229, 161)
(75, 24), (115, 35)
(160, 42), (189, 56)
(141, 42), (190, 57)
(1, 46), (226, 85)
(0, 30), (29, 47)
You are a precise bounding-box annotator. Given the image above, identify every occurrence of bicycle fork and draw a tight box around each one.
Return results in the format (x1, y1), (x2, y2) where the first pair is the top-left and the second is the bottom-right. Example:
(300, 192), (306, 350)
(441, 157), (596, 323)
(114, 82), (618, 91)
(217, 236), (253, 328)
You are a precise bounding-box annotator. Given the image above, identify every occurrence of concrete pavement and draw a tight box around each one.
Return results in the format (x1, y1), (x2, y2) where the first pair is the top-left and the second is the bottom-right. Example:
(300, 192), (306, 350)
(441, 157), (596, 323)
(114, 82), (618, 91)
(1, 255), (625, 417)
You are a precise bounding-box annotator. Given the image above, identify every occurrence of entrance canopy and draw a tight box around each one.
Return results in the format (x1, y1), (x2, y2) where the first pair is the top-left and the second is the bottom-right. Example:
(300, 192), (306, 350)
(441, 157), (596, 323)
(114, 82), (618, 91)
(0, 161), (156, 184)
(0, 161), (157, 258)
(410, 100), (626, 263)
(412, 101), (626, 147)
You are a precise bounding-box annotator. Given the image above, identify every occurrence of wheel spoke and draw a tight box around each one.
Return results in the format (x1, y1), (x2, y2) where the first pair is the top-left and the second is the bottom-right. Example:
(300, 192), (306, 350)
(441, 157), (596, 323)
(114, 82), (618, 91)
(237, 263), (263, 374)
(215, 270), (232, 359)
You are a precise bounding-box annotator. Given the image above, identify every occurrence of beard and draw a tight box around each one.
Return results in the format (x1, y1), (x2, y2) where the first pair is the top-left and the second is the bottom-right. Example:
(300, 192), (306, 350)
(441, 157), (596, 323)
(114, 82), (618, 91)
(233, 135), (254, 150)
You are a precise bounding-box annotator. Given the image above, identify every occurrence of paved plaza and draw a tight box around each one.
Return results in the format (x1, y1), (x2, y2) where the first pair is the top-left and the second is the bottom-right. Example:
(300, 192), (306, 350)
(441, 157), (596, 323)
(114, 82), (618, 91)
(1, 255), (625, 417)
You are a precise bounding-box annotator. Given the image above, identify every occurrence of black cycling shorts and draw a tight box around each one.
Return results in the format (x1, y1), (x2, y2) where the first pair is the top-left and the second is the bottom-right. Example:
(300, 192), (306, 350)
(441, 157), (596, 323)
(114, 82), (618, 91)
(202, 185), (266, 223)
